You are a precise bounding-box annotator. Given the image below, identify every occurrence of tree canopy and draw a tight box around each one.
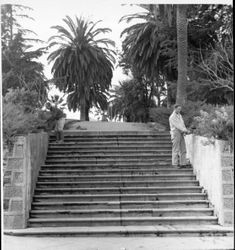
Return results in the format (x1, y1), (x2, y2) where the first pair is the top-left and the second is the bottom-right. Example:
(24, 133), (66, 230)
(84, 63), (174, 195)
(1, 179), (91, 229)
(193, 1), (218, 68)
(1, 4), (48, 105)
(118, 4), (233, 108)
(48, 16), (116, 120)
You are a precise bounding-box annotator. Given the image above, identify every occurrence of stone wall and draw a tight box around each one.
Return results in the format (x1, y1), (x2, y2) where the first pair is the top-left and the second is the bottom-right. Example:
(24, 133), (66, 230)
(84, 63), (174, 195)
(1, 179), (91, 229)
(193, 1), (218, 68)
(185, 134), (234, 226)
(221, 152), (234, 225)
(3, 132), (48, 229)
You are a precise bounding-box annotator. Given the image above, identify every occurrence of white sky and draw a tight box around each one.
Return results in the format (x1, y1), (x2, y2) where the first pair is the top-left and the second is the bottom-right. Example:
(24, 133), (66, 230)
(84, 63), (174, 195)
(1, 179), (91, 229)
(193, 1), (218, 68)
(1, 0), (233, 119)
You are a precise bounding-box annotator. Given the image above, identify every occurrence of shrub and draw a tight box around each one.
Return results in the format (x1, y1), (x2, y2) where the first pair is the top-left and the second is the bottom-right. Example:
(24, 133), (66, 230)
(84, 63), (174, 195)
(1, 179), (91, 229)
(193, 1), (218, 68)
(3, 102), (44, 146)
(2, 88), (49, 147)
(180, 101), (205, 128)
(4, 88), (42, 112)
(193, 105), (234, 148)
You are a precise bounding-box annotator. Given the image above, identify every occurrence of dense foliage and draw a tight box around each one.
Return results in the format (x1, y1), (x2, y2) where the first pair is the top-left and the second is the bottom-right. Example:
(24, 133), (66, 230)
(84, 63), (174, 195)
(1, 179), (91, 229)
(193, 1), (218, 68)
(2, 88), (49, 146)
(1, 4), (48, 105)
(111, 4), (233, 146)
(1, 4), (49, 145)
(193, 106), (234, 148)
(109, 78), (157, 122)
(118, 4), (233, 107)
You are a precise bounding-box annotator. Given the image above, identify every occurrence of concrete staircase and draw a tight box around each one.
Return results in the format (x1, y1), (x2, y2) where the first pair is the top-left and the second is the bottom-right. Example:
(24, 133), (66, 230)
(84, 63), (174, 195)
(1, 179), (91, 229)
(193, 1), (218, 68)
(23, 131), (232, 236)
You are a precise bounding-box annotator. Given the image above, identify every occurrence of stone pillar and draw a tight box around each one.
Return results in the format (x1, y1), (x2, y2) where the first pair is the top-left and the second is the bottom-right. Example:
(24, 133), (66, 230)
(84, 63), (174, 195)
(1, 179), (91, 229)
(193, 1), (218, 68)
(3, 136), (27, 229)
(221, 152), (234, 225)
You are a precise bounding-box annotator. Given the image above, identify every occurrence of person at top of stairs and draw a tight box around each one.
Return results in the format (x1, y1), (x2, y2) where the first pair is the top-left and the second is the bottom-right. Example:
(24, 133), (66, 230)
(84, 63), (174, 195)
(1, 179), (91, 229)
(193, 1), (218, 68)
(46, 102), (66, 143)
(169, 104), (191, 168)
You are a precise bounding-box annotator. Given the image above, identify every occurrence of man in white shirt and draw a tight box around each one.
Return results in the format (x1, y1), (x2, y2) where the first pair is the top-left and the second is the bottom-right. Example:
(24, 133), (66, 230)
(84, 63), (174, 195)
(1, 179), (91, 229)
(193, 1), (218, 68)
(169, 104), (190, 167)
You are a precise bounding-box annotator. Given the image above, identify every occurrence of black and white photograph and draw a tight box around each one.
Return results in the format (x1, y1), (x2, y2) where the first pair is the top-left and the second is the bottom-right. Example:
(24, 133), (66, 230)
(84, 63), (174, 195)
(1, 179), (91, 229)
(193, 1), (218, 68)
(1, 0), (234, 249)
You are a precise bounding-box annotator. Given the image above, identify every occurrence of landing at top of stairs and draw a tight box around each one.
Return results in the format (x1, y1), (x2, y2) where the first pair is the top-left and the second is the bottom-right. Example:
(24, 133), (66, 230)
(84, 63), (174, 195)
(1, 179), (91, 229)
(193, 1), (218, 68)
(64, 120), (166, 131)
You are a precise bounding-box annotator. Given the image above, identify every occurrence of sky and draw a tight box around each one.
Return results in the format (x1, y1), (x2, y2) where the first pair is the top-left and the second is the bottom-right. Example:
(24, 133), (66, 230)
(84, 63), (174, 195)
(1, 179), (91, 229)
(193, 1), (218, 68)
(1, 0), (233, 119)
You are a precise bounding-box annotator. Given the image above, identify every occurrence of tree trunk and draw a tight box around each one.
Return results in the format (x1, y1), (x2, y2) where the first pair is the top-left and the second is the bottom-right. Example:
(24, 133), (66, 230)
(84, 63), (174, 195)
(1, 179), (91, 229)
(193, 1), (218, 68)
(9, 5), (13, 42)
(166, 81), (171, 108)
(176, 5), (188, 106)
(80, 93), (89, 121)
(85, 102), (89, 121)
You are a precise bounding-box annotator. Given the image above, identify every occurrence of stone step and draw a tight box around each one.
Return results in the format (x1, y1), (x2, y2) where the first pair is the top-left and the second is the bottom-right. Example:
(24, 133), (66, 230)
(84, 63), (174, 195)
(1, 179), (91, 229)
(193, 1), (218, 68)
(35, 186), (202, 195)
(49, 136), (171, 141)
(41, 162), (172, 169)
(28, 216), (218, 227)
(47, 149), (172, 155)
(30, 208), (214, 218)
(36, 180), (200, 188)
(50, 131), (171, 136)
(48, 141), (172, 146)
(49, 136), (171, 142)
(31, 200), (210, 210)
(33, 193), (207, 202)
(45, 159), (172, 165)
(39, 168), (193, 176)
(4, 225), (233, 237)
(48, 145), (172, 150)
(38, 174), (196, 182)
(49, 130), (170, 136)
(49, 140), (171, 145)
(46, 153), (172, 160)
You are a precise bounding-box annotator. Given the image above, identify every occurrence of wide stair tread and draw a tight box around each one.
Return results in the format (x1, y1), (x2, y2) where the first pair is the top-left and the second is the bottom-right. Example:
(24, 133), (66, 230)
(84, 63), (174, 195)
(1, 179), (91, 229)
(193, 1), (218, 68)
(36, 180), (200, 188)
(31, 199), (210, 206)
(5, 225), (233, 237)
(34, 186), (203, 195)
(30, 208), (214, 214)
(39, 168), (193, 173)
(31, 199), (211, 210)
(28, 216), (218, 223)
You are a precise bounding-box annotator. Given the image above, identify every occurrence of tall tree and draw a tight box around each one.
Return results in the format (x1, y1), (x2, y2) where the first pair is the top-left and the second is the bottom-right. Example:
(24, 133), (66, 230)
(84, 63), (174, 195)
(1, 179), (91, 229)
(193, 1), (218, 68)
(176, 4), (188, 105)
(1, 4), (48, 105)
(120, 5), (232, 106)
(48, 16), (116, 121)
(120, 5), (177, 82)
(1, 4), (35, 48)
(119, 5), (178, 108)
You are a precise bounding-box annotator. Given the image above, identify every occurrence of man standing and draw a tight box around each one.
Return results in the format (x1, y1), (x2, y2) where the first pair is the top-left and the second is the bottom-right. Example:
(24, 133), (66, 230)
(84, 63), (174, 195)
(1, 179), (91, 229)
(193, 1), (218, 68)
(169, 104), (190, 168)
(46, 103), (66, 143)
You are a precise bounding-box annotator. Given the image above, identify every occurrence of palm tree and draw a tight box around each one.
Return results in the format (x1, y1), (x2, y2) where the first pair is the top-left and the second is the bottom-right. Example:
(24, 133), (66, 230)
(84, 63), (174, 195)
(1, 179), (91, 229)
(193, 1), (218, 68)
(120, 6), (176, 81)
(120, 5), (177, 108)
(121, 4), (191, 107)
(47, 16), (116, 121)
(176, 4), (188, 105)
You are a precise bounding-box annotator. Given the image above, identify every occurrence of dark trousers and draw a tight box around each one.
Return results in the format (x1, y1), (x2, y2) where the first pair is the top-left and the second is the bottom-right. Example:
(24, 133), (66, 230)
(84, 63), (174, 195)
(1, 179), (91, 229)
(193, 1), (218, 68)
(56, 131), (64, 142)
(171, 130), (187, 165)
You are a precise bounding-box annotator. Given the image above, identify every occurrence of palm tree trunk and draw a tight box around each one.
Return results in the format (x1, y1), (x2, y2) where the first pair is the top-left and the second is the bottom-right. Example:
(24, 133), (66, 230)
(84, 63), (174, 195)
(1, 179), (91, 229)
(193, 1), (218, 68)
(85, 102), (89, 121)
(80, 93), (89, 121)
(166, 81), (171, 108)
(176, 4), (188, 106)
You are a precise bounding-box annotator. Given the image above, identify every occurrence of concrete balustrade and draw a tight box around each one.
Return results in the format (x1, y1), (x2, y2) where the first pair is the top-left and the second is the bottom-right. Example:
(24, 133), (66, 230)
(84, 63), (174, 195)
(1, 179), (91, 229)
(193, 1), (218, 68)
(3, 132), (49, 229)
(185, 134), (234, 226)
